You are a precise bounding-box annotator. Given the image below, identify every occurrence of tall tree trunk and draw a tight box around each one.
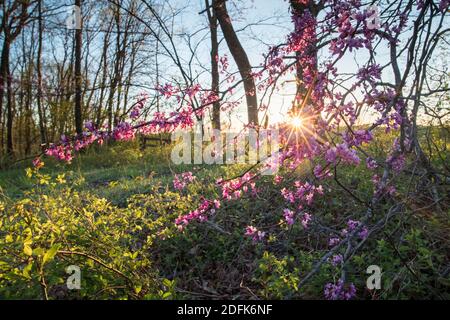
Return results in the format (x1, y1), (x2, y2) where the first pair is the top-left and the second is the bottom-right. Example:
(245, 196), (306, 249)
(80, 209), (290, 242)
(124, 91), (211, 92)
(107, 7), (121, 132)
(74, 0), (83, 135)
(0, 39), (9, 155)
(6, 62), (13, 156)
(37, 0), (47, 148)
(213, 0), (258, 126)
(24, 69), (32, 155)
(290, 0), (320, 117)
(206, 0), (221, 130)
(4, 40), (14, 156)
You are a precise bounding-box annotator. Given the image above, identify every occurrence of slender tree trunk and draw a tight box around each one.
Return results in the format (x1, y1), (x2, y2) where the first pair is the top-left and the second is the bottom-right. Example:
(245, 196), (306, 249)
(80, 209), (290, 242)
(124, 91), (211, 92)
(74, 0), (83, 135)
(155, 34), (163, 145)
(24, 69), (32, 155)
(206, 0), (221, 130)
(37, 0), (47, 148)
(0, 39), (8, 155)
(3, 39), (14, 156)
(6, 45), (14, 157)
(21, 28), (32, 156)
(213, 0), (258, 126)
(107, 7), (121, 132)
(96, 24), (111, 127)
(290, 1), (320, 117)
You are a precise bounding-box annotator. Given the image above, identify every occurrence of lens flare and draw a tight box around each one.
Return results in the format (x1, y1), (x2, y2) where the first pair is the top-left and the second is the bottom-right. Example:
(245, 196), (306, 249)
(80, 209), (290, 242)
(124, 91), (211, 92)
(290, 116), (303, 129)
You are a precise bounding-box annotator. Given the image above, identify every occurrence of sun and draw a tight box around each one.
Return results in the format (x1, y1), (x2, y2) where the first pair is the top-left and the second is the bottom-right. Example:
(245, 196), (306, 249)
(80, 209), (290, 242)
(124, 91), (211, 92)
(289, 116), (303, 129)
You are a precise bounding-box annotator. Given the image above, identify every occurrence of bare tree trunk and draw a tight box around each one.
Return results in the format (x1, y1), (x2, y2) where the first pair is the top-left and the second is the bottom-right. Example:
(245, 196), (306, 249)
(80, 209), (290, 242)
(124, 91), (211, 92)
(36, 0), (47, 149)
(213, 0), (258, 126)
(74, 0), (83, 135)
(4, 40), (14, 156)
(206, 0), (221, 130)
(24, 66), (32, 155)
(107, 5), (122, 132)
(289, 1), (320, 117)
(0, 40), (8, 155)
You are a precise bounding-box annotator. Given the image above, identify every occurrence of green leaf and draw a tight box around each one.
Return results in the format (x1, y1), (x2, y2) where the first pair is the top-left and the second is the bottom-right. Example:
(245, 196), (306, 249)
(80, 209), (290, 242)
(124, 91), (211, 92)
(43, 244), (61, 264)
(5, 234), (13, 243)
(134, 285), (142, 294)
(162, 292), (172, 299)
(162, 278), (173, 287)
(23, 244), (33, 256)
(23, 262), (33, 279)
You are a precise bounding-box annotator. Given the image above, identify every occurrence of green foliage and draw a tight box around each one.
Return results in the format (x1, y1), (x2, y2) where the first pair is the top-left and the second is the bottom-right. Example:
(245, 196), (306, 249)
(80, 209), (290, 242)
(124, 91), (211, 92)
(254, 252), (300, 299)
(0, 164), (187, 299)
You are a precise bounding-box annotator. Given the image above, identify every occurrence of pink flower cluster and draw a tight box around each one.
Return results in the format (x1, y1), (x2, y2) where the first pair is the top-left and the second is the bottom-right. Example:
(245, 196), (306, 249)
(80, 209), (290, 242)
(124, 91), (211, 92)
(32, 157), (44, 169)
(281, 181), (323, 207)
(326, 1), (379, 56)
(173, 172), (196, 191)
(341, 219), (369, 240)
(328, 237), (341, 247)
(330, 254), (344, 267)
(313, 164), (332, 179)
(45, 122), (108, 163)
(130, 95), (148, 119)
(45, 144), (74, 162)
(283, 209), (295, 225)
(113, 122), (135, 141)
(175, 199), (221, 231)
(324, 280), (356, 300)
(328, 219), (368, 248)
(245, 226), (266, 242)
(44, 92), (197, 163)
(386, 154), (405, 173)
(157, 83), (177, 98)
(218, 172), (256, 200)
(301, 212), (311, 229)
(325, 143), (360, 166)
(356, 64), (382, 86)
(283, 209), (311, 228)
(343, 129), (373, 147)
(366, 157), (378, 170)
(185, 84), (201, 99)
(439, 0), (450, 12)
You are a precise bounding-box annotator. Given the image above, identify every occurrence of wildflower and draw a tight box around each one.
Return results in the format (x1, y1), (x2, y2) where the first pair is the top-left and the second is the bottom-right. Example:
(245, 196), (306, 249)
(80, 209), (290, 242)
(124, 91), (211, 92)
(358, 226), (369, 239)
(274, 175), (283, 184)
(245, 226), (266, 242)
(112, 122), (135, 141)
(366, 157), (378, 170)
(283, 209), (295, 225)
(324, 280), (356, 300)
(301, 212), (311, 228)
(173, 172), (196, 191)
(32, 157), (44, 169)
(330, 254), (343, 267)
(329, 237), (340, 247)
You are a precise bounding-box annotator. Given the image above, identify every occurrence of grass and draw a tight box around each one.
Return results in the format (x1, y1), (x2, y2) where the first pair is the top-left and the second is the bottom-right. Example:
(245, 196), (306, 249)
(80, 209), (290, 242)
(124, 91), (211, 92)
(0, 141), (193, 200)
(0, 137), (260, 203)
